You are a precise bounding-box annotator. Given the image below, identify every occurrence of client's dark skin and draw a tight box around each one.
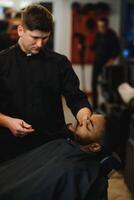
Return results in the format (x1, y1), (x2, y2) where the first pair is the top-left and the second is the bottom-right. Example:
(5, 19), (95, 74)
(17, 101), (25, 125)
(68, 114), (106, 153)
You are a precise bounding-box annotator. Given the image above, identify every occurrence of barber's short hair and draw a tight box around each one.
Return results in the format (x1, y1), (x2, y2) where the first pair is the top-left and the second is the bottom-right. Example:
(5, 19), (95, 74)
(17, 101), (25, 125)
(21, 4), (53, 32)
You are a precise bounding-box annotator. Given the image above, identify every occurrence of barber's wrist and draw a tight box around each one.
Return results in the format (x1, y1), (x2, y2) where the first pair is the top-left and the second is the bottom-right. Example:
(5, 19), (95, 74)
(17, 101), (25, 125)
(0, 113), (12, 128)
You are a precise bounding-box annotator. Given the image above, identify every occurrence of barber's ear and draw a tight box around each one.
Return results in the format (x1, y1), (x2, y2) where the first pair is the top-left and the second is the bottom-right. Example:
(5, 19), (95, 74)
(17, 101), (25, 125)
(88, 143), (102, 153)
(17, 25), (24, 37)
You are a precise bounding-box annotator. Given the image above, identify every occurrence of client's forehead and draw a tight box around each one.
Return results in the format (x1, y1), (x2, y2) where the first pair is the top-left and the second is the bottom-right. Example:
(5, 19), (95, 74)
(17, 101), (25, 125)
(91, 114), (105, 121)
(90, 114), (106, 128)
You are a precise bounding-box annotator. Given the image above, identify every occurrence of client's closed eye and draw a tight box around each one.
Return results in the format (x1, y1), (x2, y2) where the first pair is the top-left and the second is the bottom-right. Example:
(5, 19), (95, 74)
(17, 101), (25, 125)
(90, 119), (94, 128)
(86, 119), (94, 132)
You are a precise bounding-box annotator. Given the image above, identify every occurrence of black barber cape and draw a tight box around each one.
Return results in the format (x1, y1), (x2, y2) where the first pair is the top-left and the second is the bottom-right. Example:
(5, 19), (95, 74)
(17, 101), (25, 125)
(0, 139), (107, 200)
(0, 44), (91, 162)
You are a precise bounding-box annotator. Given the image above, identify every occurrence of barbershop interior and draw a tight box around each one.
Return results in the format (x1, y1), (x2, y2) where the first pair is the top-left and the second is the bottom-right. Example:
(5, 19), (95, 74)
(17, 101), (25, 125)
(0, 0), (134, 199)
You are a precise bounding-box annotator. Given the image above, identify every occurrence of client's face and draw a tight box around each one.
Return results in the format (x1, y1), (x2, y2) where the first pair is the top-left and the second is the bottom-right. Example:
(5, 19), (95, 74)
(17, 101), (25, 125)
(68, 114), (106, 152)
(75, 114), (106, 144)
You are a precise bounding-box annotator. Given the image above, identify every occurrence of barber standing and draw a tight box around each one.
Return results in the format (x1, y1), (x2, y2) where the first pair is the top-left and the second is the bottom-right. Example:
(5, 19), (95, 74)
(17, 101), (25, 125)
(0, 4), (92, 162)
(91, 17), (120, 109)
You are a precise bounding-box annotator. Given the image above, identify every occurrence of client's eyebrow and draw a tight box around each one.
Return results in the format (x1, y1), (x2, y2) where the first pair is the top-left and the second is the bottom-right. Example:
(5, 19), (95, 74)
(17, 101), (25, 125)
(86, 119), (94, 131)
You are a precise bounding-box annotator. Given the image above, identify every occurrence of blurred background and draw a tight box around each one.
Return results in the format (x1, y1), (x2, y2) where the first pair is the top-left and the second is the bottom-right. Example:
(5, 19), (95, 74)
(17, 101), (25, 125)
(0, 0), (134, 199)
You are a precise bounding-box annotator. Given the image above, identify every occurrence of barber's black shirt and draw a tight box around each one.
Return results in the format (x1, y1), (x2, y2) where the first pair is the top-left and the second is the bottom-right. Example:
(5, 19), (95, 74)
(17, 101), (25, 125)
(0, 44), (91, 162)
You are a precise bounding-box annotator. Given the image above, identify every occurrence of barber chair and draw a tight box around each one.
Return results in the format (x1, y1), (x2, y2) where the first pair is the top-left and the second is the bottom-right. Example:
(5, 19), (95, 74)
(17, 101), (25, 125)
(99, 64), (127, 105)
(100, 152), (122, 177)
(88, 152), (122, 200)
(97, 64), (132, 169)
(124, 113), (134, 193)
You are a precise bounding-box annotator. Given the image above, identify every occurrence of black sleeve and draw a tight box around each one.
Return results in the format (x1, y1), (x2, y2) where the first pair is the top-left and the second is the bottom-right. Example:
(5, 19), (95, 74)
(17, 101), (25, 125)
(0, 54), (8, 113)
(110, 32), (120, 58)
(90, 33), (100, 50)
(60, 56), (92, 117)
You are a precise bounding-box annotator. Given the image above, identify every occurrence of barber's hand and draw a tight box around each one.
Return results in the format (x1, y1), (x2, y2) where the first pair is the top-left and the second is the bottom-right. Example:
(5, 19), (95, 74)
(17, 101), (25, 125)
(76, 107), (92, 126)
(5, 117), (35, 137)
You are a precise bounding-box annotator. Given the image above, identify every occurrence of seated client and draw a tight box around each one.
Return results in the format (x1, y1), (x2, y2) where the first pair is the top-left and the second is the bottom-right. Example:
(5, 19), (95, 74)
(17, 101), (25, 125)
(68, 114), (106, 153)
(0, 114), (110, 200)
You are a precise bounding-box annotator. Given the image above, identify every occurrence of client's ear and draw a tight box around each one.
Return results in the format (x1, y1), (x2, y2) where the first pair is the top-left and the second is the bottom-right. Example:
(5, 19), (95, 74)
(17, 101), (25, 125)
(88, 143), (102, 153)
(81, 143), (102, 153)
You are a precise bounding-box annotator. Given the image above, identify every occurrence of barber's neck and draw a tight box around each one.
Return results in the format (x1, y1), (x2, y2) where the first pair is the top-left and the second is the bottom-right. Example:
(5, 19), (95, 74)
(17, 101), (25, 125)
(18, 39), (31, 55)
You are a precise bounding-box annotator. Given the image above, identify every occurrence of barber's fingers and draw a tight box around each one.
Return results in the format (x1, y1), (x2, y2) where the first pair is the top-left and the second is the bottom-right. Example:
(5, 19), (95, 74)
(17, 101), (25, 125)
(21, 121), (32, 129)
(81, 118), (90, 127)
(16, 128), (35, 137)
(23, 128), (35, 133)
(18, 128), (34, 133)
(78, 114), (91, 126)
(76, 108), (92, 126)
(79, 117), (88, 126)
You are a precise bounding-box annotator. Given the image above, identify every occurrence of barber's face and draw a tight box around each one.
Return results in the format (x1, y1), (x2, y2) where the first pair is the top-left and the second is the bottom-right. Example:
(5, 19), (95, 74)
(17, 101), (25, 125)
(17, 25), (51, 54)
(74, 114), (106, 144)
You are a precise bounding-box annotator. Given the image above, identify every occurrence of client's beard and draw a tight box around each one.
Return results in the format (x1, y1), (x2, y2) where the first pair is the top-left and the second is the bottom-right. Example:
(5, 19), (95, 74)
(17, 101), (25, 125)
(74, 133), (93, 146)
